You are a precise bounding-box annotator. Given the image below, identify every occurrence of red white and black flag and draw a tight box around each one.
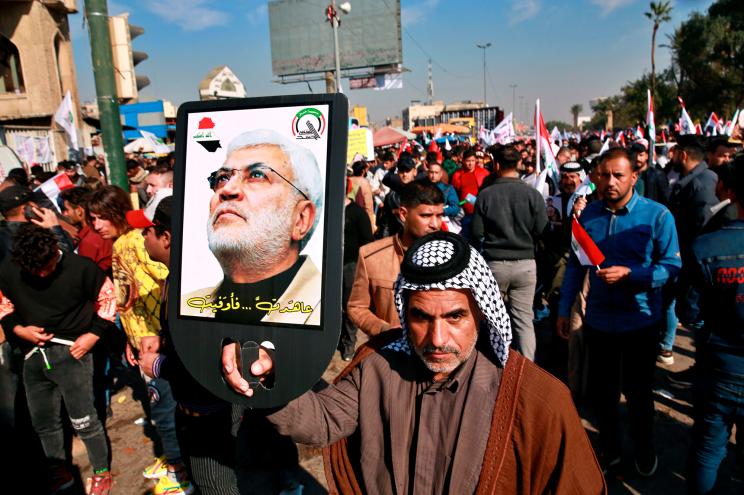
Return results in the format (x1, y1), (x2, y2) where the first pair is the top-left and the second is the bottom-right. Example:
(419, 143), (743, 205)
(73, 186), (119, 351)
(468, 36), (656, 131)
(571, 217), (605, 267)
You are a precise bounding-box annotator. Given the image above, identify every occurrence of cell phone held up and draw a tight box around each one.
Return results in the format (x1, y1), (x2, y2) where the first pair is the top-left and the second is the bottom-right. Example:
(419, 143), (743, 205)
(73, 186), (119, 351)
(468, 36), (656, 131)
(235, 341), (261, 386)
(23, 204), (41, 222)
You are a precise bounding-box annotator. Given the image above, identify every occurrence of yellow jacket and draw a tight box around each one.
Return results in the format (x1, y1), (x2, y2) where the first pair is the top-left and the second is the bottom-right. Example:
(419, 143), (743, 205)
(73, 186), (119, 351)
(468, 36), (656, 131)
(112, 228), (168, 348)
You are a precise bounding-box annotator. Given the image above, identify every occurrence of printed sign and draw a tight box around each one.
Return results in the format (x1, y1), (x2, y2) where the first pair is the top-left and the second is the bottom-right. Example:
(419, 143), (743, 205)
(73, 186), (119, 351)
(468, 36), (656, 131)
(346, 128), (373, 163)
(171, 94), (348, 407)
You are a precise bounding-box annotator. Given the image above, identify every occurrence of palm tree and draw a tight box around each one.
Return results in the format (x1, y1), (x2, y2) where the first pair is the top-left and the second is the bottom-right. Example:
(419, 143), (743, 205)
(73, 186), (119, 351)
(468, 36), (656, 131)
(570, 104), (583, 129)
(644, 1), (673, 99)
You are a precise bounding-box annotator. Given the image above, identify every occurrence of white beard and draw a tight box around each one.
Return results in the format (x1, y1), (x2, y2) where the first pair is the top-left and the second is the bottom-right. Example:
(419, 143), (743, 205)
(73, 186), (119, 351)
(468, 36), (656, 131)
(207, 200), (295, 279)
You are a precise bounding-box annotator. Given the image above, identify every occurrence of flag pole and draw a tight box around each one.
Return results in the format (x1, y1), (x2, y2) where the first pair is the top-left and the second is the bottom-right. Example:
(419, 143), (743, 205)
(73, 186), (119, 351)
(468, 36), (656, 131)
(535, 99), (541, 173)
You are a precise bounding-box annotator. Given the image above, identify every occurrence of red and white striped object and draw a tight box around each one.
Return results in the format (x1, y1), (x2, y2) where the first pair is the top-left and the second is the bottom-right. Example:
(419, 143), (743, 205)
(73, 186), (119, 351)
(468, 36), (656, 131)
(35, 173), (74, 211)
(571, 216), (605, 267)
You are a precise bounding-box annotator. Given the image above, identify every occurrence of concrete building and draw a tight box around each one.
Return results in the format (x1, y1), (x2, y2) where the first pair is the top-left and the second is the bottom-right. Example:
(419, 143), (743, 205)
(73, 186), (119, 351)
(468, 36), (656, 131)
(401, 100), (445, 130)
(0, 0), (82, 168)
(401, 99), (502, 135)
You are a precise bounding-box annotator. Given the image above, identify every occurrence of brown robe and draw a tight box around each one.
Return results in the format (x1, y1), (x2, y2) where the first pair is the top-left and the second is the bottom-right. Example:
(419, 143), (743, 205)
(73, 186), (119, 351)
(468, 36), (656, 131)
(269, 330), (606, 494)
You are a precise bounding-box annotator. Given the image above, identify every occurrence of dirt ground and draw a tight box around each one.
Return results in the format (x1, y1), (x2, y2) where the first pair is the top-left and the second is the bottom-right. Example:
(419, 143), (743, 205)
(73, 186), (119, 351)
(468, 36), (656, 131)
(69, 325), (742, 494)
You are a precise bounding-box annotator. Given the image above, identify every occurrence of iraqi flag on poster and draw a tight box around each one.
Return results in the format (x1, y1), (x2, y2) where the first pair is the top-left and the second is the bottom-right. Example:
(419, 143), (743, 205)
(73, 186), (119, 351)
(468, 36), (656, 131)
(678, 97), (697, 135)
(571, 216), (605, 267)
(34, 173), (74, 212)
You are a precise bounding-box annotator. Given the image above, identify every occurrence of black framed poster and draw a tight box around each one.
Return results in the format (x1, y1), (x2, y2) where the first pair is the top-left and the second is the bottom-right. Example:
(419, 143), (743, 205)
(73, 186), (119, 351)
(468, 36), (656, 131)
(170, 94), (348, 407)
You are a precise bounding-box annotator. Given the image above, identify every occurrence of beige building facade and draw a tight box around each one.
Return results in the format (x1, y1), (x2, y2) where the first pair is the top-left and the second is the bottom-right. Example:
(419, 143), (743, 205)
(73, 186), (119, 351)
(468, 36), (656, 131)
(0, 0), (82, 167)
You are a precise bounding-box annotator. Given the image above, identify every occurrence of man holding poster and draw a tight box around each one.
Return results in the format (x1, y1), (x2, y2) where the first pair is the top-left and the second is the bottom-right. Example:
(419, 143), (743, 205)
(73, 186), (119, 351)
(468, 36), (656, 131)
(181, 129), (323, 326)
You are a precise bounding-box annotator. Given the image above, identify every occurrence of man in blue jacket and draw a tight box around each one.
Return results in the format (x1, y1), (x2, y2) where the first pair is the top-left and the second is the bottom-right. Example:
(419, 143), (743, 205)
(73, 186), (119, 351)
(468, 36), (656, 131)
(557, 147), (681, 476)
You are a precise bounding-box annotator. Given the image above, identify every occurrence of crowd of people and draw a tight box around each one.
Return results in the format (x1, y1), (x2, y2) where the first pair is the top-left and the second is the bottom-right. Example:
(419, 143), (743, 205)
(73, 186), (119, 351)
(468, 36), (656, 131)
(0, 122), (742, 495)
(332, 129), (743, 493)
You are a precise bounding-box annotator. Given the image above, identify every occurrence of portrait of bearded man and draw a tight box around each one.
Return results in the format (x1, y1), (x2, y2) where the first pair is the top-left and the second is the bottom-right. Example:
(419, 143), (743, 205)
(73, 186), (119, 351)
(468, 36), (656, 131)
(181, 129), (324, 325)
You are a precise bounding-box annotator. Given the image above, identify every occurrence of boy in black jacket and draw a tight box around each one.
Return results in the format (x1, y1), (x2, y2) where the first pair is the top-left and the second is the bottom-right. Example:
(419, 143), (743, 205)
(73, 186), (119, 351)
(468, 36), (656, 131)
(0, 224), (116, 494)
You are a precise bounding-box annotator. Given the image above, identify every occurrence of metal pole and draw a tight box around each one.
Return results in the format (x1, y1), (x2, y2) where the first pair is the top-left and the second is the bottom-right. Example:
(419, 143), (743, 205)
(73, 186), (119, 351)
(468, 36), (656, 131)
(476, 43), (491, 106)
(84, 0), (127, 190)
(482, 49), (486, 106)
(518, 95), (524, 124)
(332, 1), (341, 93)
(509, 84), (517, 117)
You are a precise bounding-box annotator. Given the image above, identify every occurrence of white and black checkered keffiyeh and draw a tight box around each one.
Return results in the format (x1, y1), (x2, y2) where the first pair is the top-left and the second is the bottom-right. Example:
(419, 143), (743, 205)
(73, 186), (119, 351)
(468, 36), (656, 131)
(383, 232), (512, 367)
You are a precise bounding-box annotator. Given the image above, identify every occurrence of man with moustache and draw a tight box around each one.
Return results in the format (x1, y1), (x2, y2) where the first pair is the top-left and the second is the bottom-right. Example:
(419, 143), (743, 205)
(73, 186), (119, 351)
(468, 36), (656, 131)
(181, 130), (324, 326)
(558, 148), (681, 476)
(222, 232), (606, 494)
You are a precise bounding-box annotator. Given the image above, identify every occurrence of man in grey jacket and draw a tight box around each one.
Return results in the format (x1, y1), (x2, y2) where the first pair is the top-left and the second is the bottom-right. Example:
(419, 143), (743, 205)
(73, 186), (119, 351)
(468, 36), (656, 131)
(471, 146), (548, 360)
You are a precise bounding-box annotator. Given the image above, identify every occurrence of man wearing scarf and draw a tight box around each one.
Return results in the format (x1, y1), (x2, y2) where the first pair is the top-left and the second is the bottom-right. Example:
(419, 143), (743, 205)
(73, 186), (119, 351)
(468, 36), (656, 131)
(223, 232), (605, 494)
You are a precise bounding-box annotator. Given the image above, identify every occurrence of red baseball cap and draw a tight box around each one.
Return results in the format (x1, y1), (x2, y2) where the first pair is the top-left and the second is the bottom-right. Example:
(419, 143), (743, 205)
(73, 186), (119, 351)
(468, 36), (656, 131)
(126, 189), (172, 229)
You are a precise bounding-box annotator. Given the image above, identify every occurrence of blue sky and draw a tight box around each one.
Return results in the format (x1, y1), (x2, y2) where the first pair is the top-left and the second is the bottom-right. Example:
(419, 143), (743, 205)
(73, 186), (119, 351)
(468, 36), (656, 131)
(70, 0), (712, 125)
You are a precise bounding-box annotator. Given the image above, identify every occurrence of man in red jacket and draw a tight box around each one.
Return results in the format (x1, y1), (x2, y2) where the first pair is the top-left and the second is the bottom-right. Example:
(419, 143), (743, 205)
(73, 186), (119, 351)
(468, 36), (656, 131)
(60, 187), (113, 274)
(450, 149), (489, 240)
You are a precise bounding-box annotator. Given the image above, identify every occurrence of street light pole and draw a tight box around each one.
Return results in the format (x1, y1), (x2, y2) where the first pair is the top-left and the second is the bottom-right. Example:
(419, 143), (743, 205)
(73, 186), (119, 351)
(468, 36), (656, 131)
(518, 95), (524, 124)
(509, 84), (517, 117)
(331, 1), (341, 92)
(326, 1), (350, 93)
(476, 43), (491, 106)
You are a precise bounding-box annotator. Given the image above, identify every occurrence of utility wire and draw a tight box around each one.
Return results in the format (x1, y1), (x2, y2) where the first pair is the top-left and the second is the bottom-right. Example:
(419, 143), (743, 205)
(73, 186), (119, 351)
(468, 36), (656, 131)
(378, 0), (469, 78)
(486, 68), (501, 105)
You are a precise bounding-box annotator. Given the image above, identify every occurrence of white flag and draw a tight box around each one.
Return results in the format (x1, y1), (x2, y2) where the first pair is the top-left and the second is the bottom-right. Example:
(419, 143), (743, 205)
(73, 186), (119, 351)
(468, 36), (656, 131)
(53, 90), (78, 150)
(599, 138), (611, 155)
(678, 97), (697, 135)
(550, 126), (562, 145)
(478, 127), (492, 146)
(492, 112), (515, 145)
(723, 109), (740, 136)
(679, 108), (696, 135)
(140, 130), (171, 154)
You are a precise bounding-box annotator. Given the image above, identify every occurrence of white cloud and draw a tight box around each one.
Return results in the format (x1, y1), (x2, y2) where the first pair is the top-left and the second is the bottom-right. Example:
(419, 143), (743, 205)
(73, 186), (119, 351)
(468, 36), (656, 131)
(246, 3), (268, 25)
(144, 0), (229, 31)
(108, 1), (131, 16)
(589, 0), (637, 16)
(508, 0), (541, 26)
(402, 0), (440, 27)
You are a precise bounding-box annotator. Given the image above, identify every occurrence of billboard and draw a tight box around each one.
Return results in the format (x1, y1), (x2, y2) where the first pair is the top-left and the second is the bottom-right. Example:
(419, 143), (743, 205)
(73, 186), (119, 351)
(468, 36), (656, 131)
(269, 0), (402, 77)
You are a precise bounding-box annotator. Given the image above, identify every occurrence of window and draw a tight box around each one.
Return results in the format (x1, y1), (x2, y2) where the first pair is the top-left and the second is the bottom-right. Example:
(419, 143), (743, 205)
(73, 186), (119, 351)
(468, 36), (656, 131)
(220, 78), (236, 92)
(0, 35), (25, 94)
(54, 34), (63, 94)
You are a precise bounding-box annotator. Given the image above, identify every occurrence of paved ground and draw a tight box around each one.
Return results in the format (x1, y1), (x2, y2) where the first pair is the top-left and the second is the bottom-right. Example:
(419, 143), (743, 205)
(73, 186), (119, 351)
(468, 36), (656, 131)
(69, 325), (741, 494)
